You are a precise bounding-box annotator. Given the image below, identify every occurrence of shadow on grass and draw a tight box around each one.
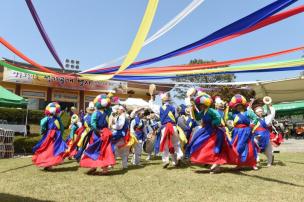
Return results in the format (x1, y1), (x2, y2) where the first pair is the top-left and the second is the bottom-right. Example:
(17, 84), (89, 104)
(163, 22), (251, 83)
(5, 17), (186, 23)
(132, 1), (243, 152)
(235, 172), (304, 188)
(166, 161), (191, 170)
(45, 165), (79, 172)
(285, 161), (304, 165)
(194, 167), (243, 174)
(259, 160), (286, 167)
(0, 193), (53, 202)
(61, 160), (77, 165)
(194, 166), (304, 187)
(91, 169), (128, 176)
(0, 164), (33, 174)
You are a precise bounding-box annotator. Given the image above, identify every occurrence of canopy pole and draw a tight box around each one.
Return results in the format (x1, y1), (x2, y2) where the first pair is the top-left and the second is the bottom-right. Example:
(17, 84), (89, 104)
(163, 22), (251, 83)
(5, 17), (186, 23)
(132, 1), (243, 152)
(24, 104), (29, 137)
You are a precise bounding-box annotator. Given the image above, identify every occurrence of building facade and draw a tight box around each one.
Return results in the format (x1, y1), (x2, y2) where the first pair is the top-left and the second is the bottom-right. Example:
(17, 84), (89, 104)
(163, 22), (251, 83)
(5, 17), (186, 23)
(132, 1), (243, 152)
(0, 59), (173, 111)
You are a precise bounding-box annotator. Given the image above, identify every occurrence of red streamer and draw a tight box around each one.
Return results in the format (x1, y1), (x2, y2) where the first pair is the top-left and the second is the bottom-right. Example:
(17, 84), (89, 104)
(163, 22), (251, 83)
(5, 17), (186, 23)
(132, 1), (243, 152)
(118, 46), (304, 75)
(0, 37), (59, 75)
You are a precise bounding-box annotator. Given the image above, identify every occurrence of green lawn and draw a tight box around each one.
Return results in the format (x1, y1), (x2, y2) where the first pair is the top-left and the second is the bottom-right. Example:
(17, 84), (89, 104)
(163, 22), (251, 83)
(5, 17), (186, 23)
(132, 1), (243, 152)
(1, 153), (304, 202)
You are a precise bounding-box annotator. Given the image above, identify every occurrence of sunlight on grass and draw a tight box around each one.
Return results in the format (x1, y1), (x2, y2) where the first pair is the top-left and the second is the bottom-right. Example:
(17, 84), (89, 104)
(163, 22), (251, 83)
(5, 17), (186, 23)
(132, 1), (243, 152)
(1, 153), (304, 202)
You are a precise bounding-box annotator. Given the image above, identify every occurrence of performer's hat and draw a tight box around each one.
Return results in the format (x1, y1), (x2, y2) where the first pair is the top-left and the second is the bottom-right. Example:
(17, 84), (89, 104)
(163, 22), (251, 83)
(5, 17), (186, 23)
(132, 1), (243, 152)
(118, 105), (126, 111)
(45, 102), (61, 116)
(86, 102), (95, 113)
(194, 93), (213, 107)
(185, 107), (191, 115)
(229, 94), (248, 109)
(94, 94), (111, 109)
(71, 114), (79, 124)
(112, 96), (120, 105)
(160, 92), (171, 102)
(214, 96), (225, 109)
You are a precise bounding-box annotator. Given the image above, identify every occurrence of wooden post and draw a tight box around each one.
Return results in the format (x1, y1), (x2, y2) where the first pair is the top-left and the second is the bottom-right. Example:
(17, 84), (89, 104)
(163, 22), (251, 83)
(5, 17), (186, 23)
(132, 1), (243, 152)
(47, 87), (52, 102)
(79, 90), (84, 111)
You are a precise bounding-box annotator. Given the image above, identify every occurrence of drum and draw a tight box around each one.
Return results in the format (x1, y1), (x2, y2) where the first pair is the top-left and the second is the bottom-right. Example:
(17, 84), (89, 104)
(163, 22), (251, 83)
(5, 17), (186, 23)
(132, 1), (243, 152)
(143, 131), (156, 153)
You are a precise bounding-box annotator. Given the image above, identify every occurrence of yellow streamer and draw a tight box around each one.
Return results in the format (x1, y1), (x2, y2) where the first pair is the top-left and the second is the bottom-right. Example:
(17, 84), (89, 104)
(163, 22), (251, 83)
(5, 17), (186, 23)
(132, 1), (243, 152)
(82, 0), (159, 81)
(116, 0), (159, 74)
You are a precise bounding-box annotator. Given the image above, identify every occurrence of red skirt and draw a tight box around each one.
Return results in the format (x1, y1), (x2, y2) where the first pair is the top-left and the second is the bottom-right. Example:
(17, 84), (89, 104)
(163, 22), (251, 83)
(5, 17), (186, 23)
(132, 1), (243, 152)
(80, 128), (115, 168)
(228, 135), (257, 167)
(189, 127), (229, 165)
(32, 130), (67, 167)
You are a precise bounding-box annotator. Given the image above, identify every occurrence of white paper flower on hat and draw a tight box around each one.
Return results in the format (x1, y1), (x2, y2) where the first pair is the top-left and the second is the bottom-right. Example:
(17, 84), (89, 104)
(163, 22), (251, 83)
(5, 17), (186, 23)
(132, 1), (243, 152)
(88, 101), (94, 109)
(49, 107), (56, 115)
(100, 99), (109, 107)
(215, 96), (223, 104)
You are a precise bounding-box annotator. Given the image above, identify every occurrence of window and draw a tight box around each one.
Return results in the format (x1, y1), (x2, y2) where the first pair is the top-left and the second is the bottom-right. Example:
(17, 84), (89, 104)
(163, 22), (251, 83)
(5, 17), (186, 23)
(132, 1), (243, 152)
(27, 98), (46, 110)
(22, 91), (46, 99)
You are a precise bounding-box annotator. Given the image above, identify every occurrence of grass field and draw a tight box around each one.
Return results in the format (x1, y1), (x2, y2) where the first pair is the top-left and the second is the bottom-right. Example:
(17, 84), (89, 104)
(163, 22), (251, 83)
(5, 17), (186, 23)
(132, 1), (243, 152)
(1, 153), (304, 202)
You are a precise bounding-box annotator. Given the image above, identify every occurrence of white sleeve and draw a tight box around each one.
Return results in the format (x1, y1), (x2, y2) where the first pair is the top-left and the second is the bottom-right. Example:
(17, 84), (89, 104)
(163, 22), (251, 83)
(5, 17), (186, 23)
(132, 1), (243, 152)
(264, 106), (276, 126)
(149, 99), (160, 115)
(112, 115), (125, 130)
(130, 119), (136, 134)
(185, 97), (192, 106)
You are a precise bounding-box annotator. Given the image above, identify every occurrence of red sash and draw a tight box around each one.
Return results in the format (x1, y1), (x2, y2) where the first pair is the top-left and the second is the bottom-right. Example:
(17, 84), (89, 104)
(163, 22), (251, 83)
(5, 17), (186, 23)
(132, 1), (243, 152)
(160, 123), (175, 154)
(235, 124), (248, 128)
(255, 127), (266, 132)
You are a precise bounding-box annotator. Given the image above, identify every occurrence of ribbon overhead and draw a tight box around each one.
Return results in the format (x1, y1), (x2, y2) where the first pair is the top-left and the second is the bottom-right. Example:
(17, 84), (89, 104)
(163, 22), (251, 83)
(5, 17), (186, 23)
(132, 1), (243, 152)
(84, 0), (299, 74)
(110, 58), (304, 80)
(25, 0), (65, 69)
(117, 46), (304, 74)
(85, 0), (205, 72)
(0, 60), (47, 76)
(113, 0), (159, 76)
(0, 37), (59, 75)
(82, 0), (159, 81)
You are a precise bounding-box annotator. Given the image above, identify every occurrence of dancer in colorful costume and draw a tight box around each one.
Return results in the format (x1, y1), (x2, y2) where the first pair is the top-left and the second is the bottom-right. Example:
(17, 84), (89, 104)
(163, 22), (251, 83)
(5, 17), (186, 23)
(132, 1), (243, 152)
(130, 108), (146, 165)
(110, 105), (130, 169)
(74, 102), (95, 161)
(186, 93), (230, 173)
(252, 97), (276, 167)
(32, 102), (67, 170)
(177, 105), (197, 153)
(149, 92), (183, 168)
(80, 94), (115, 174)
(145, 111), (161, 160)
(65, 114), (82, 159)
(228, 94), (259, 170)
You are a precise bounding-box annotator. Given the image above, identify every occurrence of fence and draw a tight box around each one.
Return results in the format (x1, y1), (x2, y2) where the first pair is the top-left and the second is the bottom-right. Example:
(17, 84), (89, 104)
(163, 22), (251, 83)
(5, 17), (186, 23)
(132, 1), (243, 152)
(0, 128), (14, 158)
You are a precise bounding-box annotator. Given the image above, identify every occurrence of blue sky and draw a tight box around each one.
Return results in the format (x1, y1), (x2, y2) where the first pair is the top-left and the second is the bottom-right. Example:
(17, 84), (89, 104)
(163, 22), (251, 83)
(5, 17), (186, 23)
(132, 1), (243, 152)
(0, 0), (303, 82)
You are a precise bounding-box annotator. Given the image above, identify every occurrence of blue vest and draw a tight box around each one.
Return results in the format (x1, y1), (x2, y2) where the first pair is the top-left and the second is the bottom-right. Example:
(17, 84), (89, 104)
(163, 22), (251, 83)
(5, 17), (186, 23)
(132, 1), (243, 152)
(134, 116), (145, 141)
(160, 104), (176, 125)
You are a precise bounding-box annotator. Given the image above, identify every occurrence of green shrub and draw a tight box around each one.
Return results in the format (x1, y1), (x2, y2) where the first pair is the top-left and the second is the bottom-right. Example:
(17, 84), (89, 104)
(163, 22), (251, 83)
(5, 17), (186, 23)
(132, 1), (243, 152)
(14, 135), (41, 154)
(0, 108), (44, 124)
(13, 129), (70, 154)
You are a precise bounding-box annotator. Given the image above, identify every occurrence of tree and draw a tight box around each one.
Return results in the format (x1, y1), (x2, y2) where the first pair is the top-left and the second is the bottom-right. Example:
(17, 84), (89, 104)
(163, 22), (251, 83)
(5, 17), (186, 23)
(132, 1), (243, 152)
(172, 59), (255, 102)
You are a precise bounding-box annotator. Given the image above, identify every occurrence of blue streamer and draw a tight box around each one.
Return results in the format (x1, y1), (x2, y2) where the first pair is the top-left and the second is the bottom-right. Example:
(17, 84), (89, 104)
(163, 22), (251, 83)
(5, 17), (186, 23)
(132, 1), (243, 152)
(89, 0), (297, 74)
(112, 65), (304, 80)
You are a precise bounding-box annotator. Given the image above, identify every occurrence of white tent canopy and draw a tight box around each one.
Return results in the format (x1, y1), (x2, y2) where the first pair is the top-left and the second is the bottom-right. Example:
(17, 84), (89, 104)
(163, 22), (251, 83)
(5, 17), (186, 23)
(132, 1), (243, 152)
(120, 98), (150, 110)
(151, 76), (304, 104)
(250, 76), (304, 104)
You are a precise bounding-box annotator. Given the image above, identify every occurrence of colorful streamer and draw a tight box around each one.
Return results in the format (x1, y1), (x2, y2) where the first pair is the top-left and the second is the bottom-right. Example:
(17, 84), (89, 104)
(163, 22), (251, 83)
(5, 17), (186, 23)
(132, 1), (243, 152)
(112, 0), (159, 77)
(118, 46), (304, 74)
(86, 0), (205, 72)
(84, 0), (299, 74)
(0, 37), (59, 75)
(0, 60), (47, 76)
(112, 65), (304, 80)
(25, 0), (64, 69)
(109, 58), (304, 80)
